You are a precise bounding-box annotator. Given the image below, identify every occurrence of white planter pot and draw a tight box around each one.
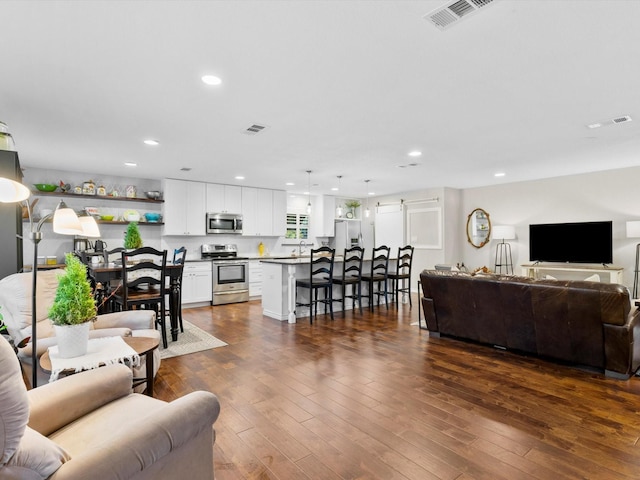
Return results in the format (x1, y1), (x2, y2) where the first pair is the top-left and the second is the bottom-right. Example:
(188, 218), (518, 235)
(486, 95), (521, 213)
(54, 322), (91, 358)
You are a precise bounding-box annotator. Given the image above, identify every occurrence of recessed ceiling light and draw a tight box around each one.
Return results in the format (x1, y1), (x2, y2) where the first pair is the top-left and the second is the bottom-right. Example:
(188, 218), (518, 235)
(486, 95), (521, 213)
(124, 162), (137, 167)
(303, 191), (310, 195)
(408, 151), (422, 157)
(286, 182), (295, 186)
(143, 139), (159, 146)
(494, 172), (506, 177)
(235, 176), (245, 180)
(368, 192), (375, 196)
(587, 123), (602, 129)
(331, 187), (338, 191)
(201, 75), (222, 86)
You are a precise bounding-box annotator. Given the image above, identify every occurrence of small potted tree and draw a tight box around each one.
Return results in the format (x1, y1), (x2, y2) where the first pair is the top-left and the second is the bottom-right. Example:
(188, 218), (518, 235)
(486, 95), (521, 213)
(124, 221), (143, 249)
(48, 253), (97, 358)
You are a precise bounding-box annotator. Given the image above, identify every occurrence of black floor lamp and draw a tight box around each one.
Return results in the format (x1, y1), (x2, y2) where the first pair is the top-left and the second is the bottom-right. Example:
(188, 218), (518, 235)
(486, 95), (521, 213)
(1, 177), (100, 387)
(626, 221), (640, 299)
(492, 225), (516, 275)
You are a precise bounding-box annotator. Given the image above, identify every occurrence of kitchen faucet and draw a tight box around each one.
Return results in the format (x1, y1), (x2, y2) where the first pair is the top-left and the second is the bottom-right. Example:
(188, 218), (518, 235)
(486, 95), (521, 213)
(299, 240), (307, 256)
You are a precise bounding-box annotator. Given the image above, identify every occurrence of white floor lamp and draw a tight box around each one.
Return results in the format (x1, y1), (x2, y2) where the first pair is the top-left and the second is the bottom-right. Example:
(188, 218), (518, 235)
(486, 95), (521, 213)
(626, 221), (640, 299)
(492, 225), (516, 275)
(0, 177), (100, 387)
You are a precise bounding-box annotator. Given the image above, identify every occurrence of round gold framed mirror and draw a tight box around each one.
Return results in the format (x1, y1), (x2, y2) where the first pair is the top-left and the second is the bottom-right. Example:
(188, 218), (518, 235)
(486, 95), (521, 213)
(466, 208), (491, 248)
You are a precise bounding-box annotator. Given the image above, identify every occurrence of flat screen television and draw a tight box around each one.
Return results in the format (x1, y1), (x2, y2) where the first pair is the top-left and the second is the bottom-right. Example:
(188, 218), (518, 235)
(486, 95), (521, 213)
(529, 221), (613, 264)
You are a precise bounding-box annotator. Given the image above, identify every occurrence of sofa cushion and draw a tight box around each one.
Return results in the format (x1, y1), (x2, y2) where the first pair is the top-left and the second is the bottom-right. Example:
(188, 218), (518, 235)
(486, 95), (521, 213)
(4, 427), (70, 478)
(0, 338), (29, 466)
(0, 269), (62, 342)
(48, 395), (166, 456)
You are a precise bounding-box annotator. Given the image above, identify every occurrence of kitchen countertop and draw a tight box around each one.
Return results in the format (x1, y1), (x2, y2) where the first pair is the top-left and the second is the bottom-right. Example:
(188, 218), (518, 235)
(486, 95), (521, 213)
(260, 256), (344, 264)
(185, 254), (311, 263)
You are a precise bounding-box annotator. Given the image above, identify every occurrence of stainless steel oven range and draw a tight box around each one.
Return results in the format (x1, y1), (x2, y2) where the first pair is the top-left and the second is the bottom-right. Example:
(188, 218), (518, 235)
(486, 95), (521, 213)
(202, 244), (249, 305)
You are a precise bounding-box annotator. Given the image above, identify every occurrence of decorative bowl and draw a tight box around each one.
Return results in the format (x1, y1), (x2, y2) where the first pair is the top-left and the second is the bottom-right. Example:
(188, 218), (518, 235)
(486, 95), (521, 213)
(144, 212), (161, 222)
(33, 183), (58, 192)
(100, 215), (115, 221)
(145, 191), (162, 200)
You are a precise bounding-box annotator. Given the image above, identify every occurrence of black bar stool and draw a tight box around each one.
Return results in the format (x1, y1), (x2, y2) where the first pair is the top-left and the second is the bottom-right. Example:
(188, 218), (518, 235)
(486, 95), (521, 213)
(388, 245), (414, 308)
(295, 246), (335, 323)
(361, 245), (390, 311)
(332, 246), (364, 315)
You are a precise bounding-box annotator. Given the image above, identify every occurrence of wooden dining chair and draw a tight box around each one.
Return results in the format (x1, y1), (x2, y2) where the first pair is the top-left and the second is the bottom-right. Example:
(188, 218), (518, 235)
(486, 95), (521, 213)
(387, 245), (414, 308)
(295, 246), (335, 323)
(113, 247), (168, 348)
(361, 245), (390, 311)
(331, 246), (364, 315)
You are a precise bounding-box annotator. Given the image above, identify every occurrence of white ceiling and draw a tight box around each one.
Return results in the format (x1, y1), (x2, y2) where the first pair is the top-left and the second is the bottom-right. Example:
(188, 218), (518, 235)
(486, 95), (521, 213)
(1, 0), (640, 199)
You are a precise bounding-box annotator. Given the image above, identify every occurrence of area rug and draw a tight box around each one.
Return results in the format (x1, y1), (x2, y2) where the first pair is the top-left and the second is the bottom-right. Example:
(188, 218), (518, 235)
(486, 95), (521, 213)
(160, 321), (227, 359)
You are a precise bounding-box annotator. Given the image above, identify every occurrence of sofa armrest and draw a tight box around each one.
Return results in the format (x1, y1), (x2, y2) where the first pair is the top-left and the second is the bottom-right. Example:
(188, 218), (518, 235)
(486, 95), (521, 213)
(27, 364), (133, 436)
(93, 310), (155, 330)
(604, 308), (640, 376)
(17, 329), (132, 364)
(48, 391), (220, 480)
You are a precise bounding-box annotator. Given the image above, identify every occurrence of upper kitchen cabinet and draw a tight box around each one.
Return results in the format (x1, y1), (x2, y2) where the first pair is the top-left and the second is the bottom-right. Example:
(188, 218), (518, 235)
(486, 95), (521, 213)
(271, 190), (286, 236)
(241, 187), (286, 236)
(206, 183), (242, 214)
(162, 179), (206, 236)
(311, 195), (335, 237)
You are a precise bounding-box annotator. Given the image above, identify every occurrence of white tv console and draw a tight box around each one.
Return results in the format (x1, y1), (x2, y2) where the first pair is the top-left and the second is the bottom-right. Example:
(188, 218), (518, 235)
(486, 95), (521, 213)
(520, 263), (624, 284)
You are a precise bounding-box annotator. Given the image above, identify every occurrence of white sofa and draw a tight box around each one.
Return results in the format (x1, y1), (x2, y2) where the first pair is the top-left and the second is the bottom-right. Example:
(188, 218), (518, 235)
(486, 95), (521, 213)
(0, 269), (161, 390)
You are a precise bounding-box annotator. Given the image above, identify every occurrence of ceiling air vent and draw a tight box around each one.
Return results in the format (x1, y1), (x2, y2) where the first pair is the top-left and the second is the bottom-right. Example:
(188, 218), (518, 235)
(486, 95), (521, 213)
(242, 123), (268, 135)
(424, 0), (497, 31)
(612, 115), (632, 124)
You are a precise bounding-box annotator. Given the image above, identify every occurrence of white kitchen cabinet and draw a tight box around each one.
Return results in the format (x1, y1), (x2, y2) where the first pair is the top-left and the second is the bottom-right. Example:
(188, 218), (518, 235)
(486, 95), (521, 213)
(311, 195), (335, 237)
(206, 183), (242, 214)
(181, 261), (212, 305)
(249, 259), (263, 297)
(242, 187), (286, 236)
(241, 187), (259, 236)
(162, 179), (206, 236)
(271, 189), (286, 237)
(256, 189), (273, 235)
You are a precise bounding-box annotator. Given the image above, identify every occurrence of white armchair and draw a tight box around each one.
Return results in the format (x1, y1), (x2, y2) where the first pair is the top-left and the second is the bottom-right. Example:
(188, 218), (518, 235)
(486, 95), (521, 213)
(0, 337), (220, 479)
(0, 269), (161, 389)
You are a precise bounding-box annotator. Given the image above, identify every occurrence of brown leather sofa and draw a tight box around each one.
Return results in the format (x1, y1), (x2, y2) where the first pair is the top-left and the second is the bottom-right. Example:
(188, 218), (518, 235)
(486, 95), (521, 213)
(419, 270), (640, 378)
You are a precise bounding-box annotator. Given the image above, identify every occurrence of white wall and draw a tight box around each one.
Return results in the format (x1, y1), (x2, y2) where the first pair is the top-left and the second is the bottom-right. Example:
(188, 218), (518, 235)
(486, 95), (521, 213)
(22, 168), (163, 265)
(369, 186), (450, 291)
(461, 166), (640, 288)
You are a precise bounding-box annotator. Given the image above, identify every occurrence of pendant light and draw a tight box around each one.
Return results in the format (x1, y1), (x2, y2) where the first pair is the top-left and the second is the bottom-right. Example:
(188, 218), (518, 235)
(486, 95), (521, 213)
(306, 170), (312, 214)
(364, 179), (371, 218)
(336, 175), (343, 217)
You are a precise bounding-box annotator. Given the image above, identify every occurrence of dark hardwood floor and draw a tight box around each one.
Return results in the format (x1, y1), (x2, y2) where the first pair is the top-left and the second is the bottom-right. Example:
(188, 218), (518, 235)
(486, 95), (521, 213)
(154, 298), (640, 480)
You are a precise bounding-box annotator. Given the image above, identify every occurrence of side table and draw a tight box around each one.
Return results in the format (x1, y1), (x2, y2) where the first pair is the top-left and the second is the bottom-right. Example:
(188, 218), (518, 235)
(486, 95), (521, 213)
(40, 336), (159, 397)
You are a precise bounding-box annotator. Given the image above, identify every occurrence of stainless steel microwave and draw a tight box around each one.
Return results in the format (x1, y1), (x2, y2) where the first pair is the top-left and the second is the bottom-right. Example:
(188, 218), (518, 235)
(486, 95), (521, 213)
(206, 213), (243, 234)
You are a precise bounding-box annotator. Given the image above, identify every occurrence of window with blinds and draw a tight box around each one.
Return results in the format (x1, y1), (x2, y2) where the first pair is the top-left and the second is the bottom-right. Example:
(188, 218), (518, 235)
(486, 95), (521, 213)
(286, 213), (309, 239)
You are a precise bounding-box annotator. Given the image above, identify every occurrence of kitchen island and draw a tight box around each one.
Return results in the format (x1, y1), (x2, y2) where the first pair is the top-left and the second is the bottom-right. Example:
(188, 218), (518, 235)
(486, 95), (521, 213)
(261, 256), (370, 323)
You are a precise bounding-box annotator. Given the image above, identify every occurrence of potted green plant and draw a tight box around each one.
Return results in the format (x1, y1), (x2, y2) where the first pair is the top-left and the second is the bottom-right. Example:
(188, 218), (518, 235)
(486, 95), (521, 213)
(48, 253), (97, 358)
(344, 199), (361, 218)
(124, 221), (143, 249)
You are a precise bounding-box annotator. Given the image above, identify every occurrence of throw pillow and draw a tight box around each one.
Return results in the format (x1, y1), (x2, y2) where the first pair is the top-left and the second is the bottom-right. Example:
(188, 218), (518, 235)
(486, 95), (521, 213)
(545, 274), (557, 280)
(5, 427), (70, 478)
(584, 274), (601, 282)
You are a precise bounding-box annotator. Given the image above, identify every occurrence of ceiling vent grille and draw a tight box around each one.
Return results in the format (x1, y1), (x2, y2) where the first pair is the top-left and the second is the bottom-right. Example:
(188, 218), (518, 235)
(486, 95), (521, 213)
(587, 115), (633, 129)
(612, 115), (632, 124)
(424, 0), (497, 30)
(242, 123), (268, 135)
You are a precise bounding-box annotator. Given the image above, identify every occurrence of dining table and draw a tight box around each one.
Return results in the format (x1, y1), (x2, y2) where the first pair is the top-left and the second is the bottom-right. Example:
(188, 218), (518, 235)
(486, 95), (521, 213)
(86, 261), (183, 343)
